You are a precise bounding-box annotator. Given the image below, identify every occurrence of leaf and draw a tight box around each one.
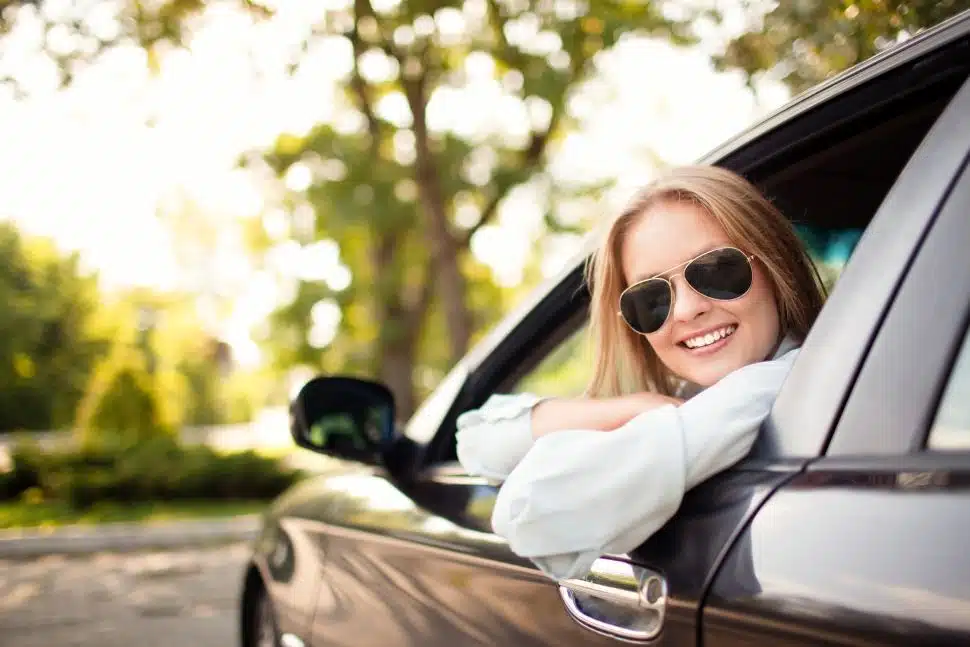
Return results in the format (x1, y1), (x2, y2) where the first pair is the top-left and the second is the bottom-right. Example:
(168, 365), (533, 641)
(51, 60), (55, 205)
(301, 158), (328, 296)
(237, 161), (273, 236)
(716, 0), (970, 93)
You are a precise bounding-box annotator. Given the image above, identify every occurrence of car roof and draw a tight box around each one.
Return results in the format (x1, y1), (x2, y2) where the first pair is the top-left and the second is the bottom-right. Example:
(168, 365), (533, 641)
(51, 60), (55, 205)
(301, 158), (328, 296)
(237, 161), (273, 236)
(461, 9), (970, 372)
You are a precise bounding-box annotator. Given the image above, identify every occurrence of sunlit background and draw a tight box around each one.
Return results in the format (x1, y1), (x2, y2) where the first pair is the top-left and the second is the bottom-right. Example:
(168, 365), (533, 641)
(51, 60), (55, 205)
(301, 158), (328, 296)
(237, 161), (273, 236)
(0, 2), (789, 371)
(1, 2), (966, 643)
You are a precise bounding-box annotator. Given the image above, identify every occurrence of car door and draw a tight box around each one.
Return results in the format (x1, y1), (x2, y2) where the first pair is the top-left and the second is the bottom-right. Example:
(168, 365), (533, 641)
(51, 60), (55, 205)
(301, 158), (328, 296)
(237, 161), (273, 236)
(304, 340), (673, 647)
(702, 82), (970, 647)
(363, 292), (796, 647)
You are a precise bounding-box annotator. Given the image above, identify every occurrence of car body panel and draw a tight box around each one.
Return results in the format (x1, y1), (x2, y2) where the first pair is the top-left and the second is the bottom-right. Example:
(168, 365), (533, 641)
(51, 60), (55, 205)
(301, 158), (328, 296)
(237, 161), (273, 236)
(762, 71), (970, 458)
(250, 458), (797, 647)
(285, 469), (628, 647)
(828, 151), (970, 456)
(702, 464), (970, 646)
(247, 470), (363, 642)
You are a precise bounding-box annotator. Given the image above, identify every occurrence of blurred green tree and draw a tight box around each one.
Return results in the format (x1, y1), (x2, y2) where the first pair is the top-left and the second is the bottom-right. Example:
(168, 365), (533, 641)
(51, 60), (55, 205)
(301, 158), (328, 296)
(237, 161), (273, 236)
(100, 287), (258, 428)
(0, 222), (108, 431)
(252, 1), (694, 417)
(716, 0), (970, 94)
(74, 342), (179, 446)
(3, 0), (964, 424)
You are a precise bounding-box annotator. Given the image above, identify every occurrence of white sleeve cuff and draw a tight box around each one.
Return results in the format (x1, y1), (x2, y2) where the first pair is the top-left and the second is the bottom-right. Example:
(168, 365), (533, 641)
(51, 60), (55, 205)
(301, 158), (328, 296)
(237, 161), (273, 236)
(456, 394), (547, 480)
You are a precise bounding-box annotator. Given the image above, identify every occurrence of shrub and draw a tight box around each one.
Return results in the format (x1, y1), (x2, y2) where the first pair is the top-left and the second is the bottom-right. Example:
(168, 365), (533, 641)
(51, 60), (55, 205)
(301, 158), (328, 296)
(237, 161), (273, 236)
(0, 436), (301, 509)
(0, 438), (47, 498)
(74, 345), (179, 447)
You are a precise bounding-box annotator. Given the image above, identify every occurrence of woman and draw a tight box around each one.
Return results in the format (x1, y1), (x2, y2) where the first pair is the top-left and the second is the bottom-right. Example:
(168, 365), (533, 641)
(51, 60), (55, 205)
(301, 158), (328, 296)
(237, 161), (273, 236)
(456, 165), (826, 581)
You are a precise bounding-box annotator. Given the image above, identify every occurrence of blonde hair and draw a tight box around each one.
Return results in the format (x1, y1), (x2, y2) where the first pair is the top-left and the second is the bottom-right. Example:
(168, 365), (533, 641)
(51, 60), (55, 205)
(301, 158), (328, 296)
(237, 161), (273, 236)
(585, 165), (826, 397)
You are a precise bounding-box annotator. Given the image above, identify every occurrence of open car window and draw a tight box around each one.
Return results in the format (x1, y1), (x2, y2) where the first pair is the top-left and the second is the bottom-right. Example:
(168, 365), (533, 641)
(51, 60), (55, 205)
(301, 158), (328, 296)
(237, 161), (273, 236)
(426, 48), (969, 467)
(512, 325), (590, 398)
(507, 223), (865, 402)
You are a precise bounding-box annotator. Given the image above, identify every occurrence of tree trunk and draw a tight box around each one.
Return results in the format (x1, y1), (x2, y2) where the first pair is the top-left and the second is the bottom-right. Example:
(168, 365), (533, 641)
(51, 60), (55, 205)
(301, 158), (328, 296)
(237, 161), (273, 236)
(370, 232), (436, 423)
(379, 332), (416, 424)
(433, 241), (471, 363)
(405, 76), (473, 363)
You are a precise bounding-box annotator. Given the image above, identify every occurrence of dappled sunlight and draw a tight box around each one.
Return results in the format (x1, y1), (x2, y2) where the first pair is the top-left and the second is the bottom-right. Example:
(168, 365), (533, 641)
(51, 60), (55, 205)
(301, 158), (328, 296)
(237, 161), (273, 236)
(325, 474), (415, 512)
(1, 1), (967, 645)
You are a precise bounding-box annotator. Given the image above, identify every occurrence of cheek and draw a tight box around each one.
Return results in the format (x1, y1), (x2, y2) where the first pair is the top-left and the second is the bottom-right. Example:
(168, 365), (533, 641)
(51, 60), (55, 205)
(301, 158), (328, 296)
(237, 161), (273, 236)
(737, 271), (780, 343)
(644, 327), (680, 362)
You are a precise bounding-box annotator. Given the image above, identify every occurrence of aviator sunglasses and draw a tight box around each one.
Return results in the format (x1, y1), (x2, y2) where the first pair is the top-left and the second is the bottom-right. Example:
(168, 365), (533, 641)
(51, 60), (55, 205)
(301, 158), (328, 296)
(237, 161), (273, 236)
(618, 246), (756, 335)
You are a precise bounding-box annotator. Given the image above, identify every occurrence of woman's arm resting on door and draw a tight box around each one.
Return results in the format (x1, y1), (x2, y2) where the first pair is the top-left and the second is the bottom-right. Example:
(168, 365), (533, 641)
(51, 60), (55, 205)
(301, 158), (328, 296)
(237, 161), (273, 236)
(490, 349), (799, 580)
(456, 392), (683, 481)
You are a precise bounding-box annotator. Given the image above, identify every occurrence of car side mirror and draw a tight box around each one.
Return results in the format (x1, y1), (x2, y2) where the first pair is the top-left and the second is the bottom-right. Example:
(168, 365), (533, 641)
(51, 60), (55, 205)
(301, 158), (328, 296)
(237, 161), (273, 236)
(290, 376), (398, 466)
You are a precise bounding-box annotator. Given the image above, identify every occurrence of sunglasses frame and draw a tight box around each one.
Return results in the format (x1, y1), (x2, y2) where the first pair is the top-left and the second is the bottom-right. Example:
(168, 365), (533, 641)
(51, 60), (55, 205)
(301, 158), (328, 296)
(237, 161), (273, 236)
(617, 246), (757, 335)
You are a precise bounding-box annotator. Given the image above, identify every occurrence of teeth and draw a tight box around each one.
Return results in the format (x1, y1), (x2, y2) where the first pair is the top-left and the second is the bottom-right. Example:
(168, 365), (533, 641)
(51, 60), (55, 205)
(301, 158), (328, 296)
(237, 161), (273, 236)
(684, 325), (736, 349)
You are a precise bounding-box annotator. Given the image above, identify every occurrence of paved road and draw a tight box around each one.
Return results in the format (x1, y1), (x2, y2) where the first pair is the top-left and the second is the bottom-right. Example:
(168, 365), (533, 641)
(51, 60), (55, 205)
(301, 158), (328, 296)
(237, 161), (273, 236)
(0, 543), (250, 647)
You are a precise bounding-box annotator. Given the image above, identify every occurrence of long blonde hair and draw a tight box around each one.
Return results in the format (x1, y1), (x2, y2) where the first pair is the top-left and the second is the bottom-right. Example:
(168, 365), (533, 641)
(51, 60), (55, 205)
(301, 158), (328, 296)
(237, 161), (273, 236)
(585, 165), (826, 397)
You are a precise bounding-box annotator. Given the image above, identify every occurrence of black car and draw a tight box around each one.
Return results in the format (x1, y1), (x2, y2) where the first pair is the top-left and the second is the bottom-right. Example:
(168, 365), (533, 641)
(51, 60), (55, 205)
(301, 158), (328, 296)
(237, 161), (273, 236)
(240, 12), (970, 647)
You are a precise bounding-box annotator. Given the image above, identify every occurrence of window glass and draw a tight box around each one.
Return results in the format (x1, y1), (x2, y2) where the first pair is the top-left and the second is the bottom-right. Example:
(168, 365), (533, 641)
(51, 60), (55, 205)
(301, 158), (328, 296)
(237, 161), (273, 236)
(926, 330), (970, 450)
(513, 325), (591, 398)
(405, 363), (468, 443)
(794, 225), (865, 292)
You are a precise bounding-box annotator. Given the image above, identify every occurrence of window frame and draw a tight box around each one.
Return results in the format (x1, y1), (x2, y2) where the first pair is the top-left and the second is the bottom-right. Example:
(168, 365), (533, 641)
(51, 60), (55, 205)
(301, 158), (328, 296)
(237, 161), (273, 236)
(762, 74), (970, 459)
(926, 331), (970, 452)
(825, 140), (970, 457)
(415, 263), (591, 465)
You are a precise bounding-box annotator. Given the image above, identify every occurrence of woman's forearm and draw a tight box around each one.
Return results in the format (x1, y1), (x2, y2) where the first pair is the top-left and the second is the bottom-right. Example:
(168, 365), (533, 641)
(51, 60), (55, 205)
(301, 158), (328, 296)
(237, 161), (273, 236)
(530, 392), (683, 438)
(456, 391), (683, 481)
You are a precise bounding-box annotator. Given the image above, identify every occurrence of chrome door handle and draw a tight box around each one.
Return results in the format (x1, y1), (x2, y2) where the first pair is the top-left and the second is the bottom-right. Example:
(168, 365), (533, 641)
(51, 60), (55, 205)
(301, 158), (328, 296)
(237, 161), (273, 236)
(558, 557), (667, 642)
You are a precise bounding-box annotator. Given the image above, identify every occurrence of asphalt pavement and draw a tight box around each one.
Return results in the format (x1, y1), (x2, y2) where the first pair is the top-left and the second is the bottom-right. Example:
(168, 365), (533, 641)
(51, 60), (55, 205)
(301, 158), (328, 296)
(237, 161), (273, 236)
(0, 542), (251, 647)
(0, 515), (261, 559)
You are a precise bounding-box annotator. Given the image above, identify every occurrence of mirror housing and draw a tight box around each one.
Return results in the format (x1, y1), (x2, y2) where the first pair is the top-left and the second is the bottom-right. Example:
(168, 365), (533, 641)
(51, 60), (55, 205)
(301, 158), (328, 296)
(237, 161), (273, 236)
(290, 376), (398, 466)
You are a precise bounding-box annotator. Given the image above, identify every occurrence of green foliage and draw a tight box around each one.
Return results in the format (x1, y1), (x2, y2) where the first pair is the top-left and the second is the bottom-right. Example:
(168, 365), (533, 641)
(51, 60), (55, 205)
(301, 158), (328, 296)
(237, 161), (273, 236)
(0, 437), (300, 509)
(0, 500), (269, 529)
(74, 344), (179, 446)
(87, 288), (264, 428)
(0, 223), (109, 431)
(252, 0), (694, 418)
(716, 0), (970, 93)
(514, 325), (592, 398)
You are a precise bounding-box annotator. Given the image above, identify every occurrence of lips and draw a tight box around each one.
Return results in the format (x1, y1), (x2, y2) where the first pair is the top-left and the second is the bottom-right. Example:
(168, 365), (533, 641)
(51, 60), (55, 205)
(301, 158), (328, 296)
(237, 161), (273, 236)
(680, 324), (737, 350)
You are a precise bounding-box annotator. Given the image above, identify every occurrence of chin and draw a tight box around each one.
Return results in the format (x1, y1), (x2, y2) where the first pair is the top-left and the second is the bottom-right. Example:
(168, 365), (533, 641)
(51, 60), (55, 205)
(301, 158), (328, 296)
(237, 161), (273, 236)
(680, 365), (729, 388)
(673, 352), (750, 387)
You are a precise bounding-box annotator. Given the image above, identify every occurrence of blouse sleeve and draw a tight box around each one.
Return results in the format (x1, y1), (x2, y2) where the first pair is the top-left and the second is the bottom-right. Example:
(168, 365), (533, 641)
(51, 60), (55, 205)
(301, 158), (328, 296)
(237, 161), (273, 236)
(490, 349), (800, 581)
(455, 393), (547, 481)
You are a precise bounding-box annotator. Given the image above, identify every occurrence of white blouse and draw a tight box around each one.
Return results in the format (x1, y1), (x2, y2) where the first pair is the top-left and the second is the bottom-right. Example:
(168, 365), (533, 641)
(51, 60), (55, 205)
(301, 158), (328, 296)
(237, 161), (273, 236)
(455, 338), (801, 581)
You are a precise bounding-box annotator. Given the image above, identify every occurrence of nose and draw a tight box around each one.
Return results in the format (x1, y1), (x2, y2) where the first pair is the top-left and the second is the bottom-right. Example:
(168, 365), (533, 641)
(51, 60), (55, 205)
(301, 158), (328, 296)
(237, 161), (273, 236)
(669, 274), (711, 324)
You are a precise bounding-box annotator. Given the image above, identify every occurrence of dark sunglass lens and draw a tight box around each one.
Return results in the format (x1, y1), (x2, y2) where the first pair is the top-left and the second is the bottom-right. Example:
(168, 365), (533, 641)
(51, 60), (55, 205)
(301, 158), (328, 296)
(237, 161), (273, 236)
(685, 248), (752, 300)
(620, 280), (671, 334)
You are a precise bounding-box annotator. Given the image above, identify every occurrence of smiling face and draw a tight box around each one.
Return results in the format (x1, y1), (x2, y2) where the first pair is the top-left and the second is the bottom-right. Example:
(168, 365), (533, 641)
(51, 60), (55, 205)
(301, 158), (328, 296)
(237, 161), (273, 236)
(620, 199), (781, 387)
